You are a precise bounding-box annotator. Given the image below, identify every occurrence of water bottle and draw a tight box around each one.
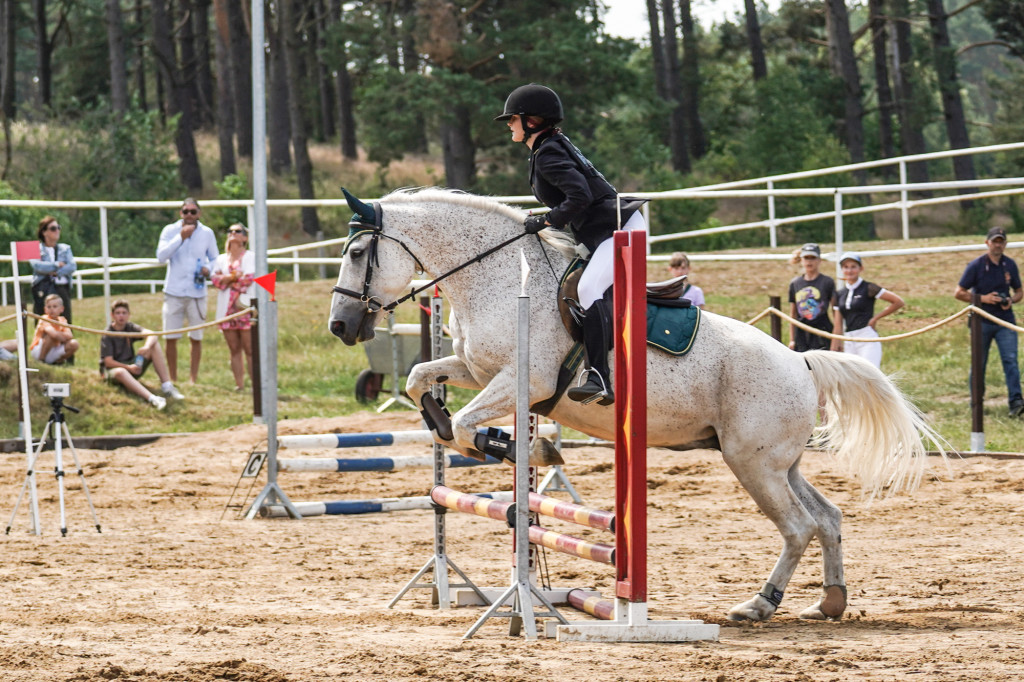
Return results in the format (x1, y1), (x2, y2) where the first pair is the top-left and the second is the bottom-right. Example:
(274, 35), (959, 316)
(193, 258), (205, 289)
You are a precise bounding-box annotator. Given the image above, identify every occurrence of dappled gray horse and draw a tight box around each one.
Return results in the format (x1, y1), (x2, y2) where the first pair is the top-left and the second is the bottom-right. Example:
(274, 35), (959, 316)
(328, 188), (945, 622)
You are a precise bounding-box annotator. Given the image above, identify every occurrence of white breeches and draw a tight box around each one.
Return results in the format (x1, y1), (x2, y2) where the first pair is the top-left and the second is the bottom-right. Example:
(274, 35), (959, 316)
(577, 211), (647, 310)
(843, 325), (882, 368)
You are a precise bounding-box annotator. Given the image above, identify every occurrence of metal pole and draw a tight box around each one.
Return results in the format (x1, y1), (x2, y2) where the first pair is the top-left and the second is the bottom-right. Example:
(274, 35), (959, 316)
(900, 160), (910, 240)
(243, 0), (298, 519)
(769, 295), (782, 342)
(100, 207), (111, 327)
(251, 299), (263, 422)
(9, 243), (39, 535)
(833, 191), (844, 280)
(969, 293), (985, 452)
(767, 181), (777, 248)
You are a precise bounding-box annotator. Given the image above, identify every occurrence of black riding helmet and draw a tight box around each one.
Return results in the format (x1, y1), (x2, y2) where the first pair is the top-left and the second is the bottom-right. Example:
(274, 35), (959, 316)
(495, 84), (563, 139)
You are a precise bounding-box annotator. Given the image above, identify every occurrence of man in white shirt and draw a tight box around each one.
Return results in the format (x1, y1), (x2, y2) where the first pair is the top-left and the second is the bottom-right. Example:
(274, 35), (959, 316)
(156, 198), (219, 383)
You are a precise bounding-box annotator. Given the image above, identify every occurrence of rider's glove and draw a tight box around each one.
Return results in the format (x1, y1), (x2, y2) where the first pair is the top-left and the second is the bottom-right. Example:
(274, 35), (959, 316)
(524, 215), (548, 234)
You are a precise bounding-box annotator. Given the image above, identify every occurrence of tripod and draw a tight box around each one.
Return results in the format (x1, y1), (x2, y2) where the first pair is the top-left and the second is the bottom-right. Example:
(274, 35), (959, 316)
(5, 397), (102, 536)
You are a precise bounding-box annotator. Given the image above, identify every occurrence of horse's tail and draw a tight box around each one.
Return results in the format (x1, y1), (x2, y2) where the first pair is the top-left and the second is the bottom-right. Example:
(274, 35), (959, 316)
(803, 350), (950, 499)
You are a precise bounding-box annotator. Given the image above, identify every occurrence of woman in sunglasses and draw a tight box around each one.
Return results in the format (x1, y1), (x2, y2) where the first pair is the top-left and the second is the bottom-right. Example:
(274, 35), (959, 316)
(30, 215), (77, 325)
(211, 223), (255, 391)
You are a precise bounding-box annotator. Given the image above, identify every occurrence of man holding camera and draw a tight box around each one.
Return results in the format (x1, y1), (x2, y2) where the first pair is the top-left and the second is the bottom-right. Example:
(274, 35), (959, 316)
(156, 198), (218, 385)
(955, 226), (1024, 417)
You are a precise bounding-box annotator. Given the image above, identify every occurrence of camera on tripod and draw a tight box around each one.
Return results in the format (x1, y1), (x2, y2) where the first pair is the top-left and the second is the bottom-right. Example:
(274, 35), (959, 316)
(43, 383), (70, 399)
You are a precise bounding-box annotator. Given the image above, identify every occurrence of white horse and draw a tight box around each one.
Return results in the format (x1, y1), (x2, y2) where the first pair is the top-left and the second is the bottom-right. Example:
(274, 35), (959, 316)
(328, 188), (946, 623)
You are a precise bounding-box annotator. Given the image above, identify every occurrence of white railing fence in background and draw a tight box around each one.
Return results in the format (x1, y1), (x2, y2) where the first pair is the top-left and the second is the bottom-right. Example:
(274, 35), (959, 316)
(2, 142), (1024, 308)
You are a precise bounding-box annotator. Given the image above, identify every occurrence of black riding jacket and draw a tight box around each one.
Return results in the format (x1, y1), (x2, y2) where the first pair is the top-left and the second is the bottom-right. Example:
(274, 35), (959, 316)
(529, 129), (641, 253)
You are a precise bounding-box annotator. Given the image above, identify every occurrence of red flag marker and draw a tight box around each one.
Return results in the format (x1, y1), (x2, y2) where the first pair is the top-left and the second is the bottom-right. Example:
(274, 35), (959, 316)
(14, 241), (41, 261)
(254, 271), (277, 301)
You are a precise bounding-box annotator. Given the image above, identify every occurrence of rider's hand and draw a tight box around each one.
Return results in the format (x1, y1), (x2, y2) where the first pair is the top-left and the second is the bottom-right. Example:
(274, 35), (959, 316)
(524, 215), (547, 234)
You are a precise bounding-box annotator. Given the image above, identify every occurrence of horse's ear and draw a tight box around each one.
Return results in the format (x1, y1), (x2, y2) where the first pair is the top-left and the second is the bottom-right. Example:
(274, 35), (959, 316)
(342, 187), (376, 224)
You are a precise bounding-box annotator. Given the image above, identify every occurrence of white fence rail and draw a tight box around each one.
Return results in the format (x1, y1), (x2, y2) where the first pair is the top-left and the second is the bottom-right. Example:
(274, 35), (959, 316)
(3, 142), (1024, 307)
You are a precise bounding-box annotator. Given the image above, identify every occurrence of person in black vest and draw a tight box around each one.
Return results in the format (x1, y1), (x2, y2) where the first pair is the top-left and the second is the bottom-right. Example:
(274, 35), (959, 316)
(496, 84), (646, 405)
(954, 226), (1024, 417)
(829, 253), (904, 368)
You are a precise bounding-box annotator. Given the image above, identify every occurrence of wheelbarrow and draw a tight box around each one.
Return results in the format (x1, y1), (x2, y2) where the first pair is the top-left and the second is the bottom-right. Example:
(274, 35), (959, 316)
(355, 321), (453, 409)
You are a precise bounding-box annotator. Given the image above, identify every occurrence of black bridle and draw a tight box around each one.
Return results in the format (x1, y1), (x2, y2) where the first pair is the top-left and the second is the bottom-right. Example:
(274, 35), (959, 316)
(331, 205), (531, 315)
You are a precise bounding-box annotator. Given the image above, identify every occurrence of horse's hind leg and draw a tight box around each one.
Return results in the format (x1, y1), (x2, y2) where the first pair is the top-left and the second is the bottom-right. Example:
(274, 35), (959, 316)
(789, 465), (847, 620)
(722, 447), (819, 622)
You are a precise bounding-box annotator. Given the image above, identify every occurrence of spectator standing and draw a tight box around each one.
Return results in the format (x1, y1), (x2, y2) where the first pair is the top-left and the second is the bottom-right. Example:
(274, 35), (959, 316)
(156, 198), (218, 384)
(211, 223), (256, 391)
(788, 243), (835, 352)
(667, 252), (706, 309)
(829, 253), (904, 368)
(29, 294), (79, 365)
(100, 299), (185, 410)
(29, 215), (76, 324)
(954, 226), (1024, 417)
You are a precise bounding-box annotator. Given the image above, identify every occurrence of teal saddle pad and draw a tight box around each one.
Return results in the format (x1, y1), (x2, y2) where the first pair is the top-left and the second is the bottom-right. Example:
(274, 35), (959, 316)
(646, 302), (701, 356)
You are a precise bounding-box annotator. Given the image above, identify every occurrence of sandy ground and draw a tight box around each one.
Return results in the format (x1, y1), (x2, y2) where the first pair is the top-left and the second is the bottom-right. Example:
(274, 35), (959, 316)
(2, 411), (1023, 681)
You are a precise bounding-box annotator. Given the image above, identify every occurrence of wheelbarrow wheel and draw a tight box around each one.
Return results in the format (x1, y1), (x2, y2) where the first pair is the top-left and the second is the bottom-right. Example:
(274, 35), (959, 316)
(355, 369), (384, 403)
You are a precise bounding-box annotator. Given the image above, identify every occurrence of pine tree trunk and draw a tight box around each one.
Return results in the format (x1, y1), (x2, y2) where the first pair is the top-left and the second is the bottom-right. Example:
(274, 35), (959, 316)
(646, 0), (668, 101)
(891, 0), (929, 184)
(179, 0), (201, 126)
(280, 0), (320, 236)
(193, 0), (216, 126)
(268, 15), (292, 174)
(227, 0), (253, 157)
(869, 0), (896, 168)
(441, 104), (476, 188)
(743, 0), (767, 81)
(314, 0), (335, 140)
(134, 0), (147, 111)
(34, 0), (51, 110)
(329, 0), (357, 160)
(213, 0), (237, 177)
(151, 0), (203, 190)
(680, 0), (705, 159)
(661, 0), (690, 173)
(106, 0), (129, 117)
(825, 0), (866, 173)
(926, 0), (976, 195)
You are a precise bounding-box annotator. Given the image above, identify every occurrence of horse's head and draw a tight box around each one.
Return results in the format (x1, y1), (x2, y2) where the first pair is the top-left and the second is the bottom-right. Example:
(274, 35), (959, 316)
(328, 189), (422, 345)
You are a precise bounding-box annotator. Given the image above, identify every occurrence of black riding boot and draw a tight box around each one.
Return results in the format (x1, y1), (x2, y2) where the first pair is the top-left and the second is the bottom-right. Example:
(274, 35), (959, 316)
(567, 298), (614, 405)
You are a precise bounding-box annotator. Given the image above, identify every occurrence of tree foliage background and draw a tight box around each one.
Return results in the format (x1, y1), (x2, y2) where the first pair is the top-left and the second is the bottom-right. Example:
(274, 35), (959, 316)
(2, 0), (1024, 266)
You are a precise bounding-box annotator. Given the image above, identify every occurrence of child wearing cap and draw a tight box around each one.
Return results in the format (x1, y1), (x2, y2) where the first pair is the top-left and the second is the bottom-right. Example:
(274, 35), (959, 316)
(788, 243), (835, 352)
(830, 253), (904, 368)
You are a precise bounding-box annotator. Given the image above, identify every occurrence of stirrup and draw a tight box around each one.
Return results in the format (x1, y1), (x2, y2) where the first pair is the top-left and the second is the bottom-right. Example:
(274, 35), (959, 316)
(568, 369), (613, 406)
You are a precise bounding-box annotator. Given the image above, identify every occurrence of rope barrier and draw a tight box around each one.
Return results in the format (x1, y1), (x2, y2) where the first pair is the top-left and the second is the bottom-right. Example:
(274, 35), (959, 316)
(14, 306), (257, 338)
(746, 305), (1006, 343)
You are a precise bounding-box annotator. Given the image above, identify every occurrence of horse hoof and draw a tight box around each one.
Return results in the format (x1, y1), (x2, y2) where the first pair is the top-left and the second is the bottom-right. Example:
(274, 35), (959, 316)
(727, 596), (776, 622)
(529, 437), (565, 467)
(799, 585), (847, 621)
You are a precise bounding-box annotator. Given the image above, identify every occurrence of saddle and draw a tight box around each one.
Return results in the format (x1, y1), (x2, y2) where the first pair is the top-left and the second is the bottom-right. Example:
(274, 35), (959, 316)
(535, 264), (701, 416)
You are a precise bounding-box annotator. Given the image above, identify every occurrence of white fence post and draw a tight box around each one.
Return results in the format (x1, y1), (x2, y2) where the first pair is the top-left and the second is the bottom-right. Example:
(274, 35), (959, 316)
(900, 160), (910, 240)
(767, 180), (777, 248)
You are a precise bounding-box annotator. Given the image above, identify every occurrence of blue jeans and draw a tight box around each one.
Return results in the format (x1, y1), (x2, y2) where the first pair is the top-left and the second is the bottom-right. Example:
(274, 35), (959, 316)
(976, 320), (1023, 407)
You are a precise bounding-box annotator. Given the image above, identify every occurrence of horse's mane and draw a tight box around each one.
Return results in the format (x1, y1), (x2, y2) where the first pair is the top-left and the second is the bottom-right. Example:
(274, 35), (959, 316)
(382, 187), (577, 259)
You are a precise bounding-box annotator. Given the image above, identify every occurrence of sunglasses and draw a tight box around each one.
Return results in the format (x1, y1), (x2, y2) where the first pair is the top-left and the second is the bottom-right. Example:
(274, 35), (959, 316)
(181, 208), (199, 215)
(227, 229), (245, 234)
(46, 224), (61, 232)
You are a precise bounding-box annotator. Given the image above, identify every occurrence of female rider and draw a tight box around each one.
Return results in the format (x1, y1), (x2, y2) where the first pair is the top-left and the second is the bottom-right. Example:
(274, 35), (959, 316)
(496, 84), (646, 405)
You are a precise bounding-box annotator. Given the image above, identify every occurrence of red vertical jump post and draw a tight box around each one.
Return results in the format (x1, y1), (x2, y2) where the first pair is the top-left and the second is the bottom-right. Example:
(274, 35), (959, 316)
(550, 228), (718, 641)
(613, 229), (647, 604)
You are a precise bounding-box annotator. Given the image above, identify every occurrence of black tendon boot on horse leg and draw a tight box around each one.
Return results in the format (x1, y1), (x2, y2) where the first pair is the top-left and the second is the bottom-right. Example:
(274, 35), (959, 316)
(567, 295), (614, 406)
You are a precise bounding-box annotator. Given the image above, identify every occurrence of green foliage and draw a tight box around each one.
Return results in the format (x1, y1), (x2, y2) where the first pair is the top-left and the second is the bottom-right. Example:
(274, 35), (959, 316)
(209, 174), (251, 229)
(982, 0), (1024, 59)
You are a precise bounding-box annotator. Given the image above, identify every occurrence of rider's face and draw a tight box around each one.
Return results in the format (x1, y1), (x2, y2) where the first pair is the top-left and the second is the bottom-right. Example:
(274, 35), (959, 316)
(507, 115), (525, 143)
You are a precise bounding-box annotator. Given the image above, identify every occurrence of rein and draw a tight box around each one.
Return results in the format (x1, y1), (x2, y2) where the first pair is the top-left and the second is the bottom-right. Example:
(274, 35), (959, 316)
(332, 212), (531, 314)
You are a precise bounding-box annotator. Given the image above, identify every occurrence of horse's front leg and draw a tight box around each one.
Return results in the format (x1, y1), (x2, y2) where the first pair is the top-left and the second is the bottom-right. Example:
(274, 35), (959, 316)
(406, 355), (483, 445)
(447, 372), (564, 467)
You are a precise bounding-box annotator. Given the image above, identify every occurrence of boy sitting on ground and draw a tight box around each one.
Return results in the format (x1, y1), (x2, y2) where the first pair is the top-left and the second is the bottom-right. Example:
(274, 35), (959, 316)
(100, 299), (185, 410)
(29, 294), (79, 365)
